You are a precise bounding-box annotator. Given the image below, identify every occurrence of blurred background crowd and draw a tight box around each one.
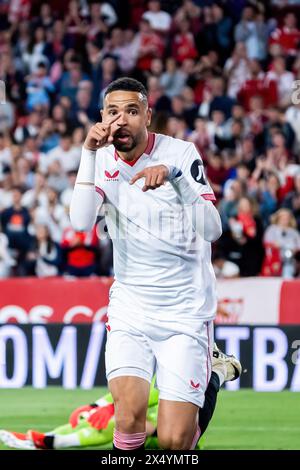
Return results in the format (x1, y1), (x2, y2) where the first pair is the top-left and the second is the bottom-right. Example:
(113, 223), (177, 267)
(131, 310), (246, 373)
(1, 0), (300, 279)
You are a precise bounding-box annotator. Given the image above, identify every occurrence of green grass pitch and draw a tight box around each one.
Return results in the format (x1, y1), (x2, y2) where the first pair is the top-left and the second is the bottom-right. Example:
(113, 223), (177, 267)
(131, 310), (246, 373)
(0, 388), (299, 450)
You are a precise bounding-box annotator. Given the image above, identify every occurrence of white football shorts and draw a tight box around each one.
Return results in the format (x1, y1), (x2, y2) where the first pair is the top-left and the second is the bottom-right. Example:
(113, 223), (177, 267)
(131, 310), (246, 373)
(105, 282), (214, 407)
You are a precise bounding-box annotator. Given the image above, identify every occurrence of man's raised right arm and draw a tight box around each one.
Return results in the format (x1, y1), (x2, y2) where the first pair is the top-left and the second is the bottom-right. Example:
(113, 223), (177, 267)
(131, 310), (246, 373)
(70, 115), (120, 231)
(69, 147), (101, 232)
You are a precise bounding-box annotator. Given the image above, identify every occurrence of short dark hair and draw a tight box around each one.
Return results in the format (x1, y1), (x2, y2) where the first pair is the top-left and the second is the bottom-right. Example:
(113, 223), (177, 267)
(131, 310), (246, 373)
(104, 77), (148, 102)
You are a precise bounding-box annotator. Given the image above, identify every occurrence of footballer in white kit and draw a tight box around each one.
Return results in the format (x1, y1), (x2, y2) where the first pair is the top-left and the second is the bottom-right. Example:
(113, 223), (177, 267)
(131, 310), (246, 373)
(70, 77), (222, 450)
(95, 132), (216, 406)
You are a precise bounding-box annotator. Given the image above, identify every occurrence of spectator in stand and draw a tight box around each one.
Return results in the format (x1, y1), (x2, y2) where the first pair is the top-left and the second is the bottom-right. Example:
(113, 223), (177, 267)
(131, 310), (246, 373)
(269, 12), (300, 57)
(26, 223), (62, 277)
(97, 54), (121, 107)
(47, 132), (81, 174)
(173, 0), (201, 34)
(45, 20), (68, 69)
(263, 107), (295, 152)
(256, 170), (281, 227)
(14, 111), (41, 144)
(172, 18), (198, 64)
(22, 136), (45, 171)
(215, 117), (245, 151)
(211, 2), (233, 65)
(266, 56), (295, 108)
(188, 116), (212, 157)
(265, 136), (295, 199)
(224, 42), (251, 99)
(136, 19), (165, 72)
(37, 118), (60, 155)
(247, 95), (267, 146)
(219, 179), (245, 230)
(64, 0), (86, 52)
(25, 62), (55, 112)
(88, 0), (118, 29)
(13, 156), (35, 190)
(49, 104), (70, 136)
(142, 0), (172, 34)
(209, 76), (236, 120)
(46, 160), (69, 194)
(166, 115), (189, 140)
(21, 172), (48, 210)
(107, 27), (139, 73)
(33, 186), (69, 243)
(205, 151), (230, 201)
(206, 109), (227, 147)
(70, 80), (98, 127)
(84, 11), (105, 44)
(21, 26), (48, 74)
(220, 196), (264, 276)
(225, 103), (251, 138)
(58, 56), (90, 105)
(147, 75), (170, 111)
(233, 162), (252, 190)
(61, 225), (100, 277)
(34, 3), (54, 32)
(282, 172), (300, 230)
(175, 87), (198, 129)
(236, 135), (258, 172)
(8, 0), (30, 25)
(264, 208), (300, 278)
(149, 58), (164, 79)
(160, 57), (186, 98)
(234, 4), (268, 61)
(0, 186), (32, 275)
(237, 59), (278, 111)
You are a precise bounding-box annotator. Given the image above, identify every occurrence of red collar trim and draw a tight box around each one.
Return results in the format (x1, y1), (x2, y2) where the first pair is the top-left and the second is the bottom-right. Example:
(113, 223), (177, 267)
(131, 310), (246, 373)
(144, 132), (155, 155)
(114, 132), (155, 166)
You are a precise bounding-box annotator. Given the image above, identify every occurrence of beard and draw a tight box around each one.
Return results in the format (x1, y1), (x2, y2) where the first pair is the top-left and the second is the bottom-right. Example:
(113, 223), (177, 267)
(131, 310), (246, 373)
(113, 130), (139, 152)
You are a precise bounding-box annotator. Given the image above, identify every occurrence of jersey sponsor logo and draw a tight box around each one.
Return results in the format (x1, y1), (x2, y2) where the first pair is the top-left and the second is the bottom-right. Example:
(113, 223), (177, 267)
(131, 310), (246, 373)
(105, 170), (119, 181)
(190, 159), (207, 185)
(190, 380), (200, 389)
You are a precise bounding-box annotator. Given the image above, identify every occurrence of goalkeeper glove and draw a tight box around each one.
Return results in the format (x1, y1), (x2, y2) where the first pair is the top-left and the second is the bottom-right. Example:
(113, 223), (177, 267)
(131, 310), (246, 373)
(87, 403), (115, 430)
(69, 403), (98, 428)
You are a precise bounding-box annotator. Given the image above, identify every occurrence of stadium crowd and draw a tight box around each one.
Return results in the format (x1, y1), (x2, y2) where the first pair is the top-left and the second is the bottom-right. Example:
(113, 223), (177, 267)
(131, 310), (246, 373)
(1, 0), (300, 279)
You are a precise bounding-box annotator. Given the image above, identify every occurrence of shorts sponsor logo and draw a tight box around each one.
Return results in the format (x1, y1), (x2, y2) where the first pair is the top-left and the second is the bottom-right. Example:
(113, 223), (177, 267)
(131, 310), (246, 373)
(190, 380), (200, 389)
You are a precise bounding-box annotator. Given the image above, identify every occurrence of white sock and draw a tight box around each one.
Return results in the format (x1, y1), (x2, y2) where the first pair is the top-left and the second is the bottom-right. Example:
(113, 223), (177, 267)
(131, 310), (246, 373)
(53, 433), (81, 449)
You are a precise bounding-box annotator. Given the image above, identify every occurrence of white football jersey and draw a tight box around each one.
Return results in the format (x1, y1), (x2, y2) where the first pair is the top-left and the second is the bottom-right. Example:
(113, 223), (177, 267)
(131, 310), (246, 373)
(94, 133), (217, 321)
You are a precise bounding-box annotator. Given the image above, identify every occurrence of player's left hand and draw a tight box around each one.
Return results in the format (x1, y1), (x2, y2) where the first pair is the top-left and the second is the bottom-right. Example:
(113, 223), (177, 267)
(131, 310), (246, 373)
(69, 404), (95, 428)
(129, 165), (169, 192)
(87, 403), (115, 430)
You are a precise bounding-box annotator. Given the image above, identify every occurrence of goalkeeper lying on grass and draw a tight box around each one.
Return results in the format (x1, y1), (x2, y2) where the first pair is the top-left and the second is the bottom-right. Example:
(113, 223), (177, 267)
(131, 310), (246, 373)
(0, 344), (241, 450)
